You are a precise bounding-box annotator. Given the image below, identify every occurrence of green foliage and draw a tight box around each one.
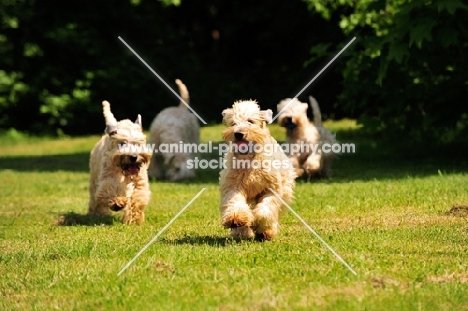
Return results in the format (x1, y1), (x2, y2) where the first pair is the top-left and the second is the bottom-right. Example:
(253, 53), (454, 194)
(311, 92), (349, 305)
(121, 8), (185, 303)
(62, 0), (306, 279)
(2, 0), (465, 139)
(0, 0), (337, 135)
(0, 127), (30, 142)
(0, 0), (198, 135)
(305, 0), (468, 142)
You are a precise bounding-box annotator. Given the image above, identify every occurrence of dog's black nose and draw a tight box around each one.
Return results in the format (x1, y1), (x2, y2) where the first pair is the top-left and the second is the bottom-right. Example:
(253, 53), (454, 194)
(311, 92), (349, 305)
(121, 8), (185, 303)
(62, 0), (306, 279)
(285, 117), (296, 131)
(234, 132), (244, 140)
(129, 156), (137, 163)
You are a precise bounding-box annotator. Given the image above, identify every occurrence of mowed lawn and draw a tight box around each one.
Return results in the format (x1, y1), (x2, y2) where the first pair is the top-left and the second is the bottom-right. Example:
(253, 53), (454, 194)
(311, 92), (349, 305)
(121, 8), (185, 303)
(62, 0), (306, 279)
(1, 121), (468, 310)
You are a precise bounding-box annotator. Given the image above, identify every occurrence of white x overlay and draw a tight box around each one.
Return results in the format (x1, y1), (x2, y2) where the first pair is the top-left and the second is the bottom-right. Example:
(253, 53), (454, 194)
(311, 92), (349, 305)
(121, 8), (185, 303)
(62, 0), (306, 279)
(271, 36), (356, 123)
(117, 188), (207, 276)
(268, 188), (357, 275)
(116, 36), (358, 276)
(118, 36), (207, 124)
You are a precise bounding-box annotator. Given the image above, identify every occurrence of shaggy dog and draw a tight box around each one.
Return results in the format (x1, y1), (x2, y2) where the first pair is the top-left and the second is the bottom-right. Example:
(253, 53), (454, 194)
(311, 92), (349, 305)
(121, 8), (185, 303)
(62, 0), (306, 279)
(277, 96), (337, 179)
(148, 79), (199, 181)
(219, 100), (296, 240)
(88, 101), (151, 224)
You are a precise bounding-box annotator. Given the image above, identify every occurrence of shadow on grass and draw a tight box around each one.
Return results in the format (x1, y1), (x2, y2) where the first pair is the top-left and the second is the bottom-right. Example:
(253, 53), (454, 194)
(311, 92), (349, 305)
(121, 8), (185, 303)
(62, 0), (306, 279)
(54, 212), (115, 226)
(1, 128), (466, 183)
(162, 234), (271, 246)
(444, 205), (468, 217)
(0, 152), (89, 172)
(0, 151), (222, 183)
(162, 235), (238, 247)
(148, 169), (220, 185)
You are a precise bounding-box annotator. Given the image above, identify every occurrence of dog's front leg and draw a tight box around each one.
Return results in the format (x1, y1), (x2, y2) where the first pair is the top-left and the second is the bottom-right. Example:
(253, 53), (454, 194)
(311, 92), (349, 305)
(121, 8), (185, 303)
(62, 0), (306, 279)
(290, 156), (304, 179)
(122, 182), (150, 225)
(220, 189), (254, 239)
(92, 179), (127, 215)
(252, 193), (283, 240)
(304, 153), (322, 178)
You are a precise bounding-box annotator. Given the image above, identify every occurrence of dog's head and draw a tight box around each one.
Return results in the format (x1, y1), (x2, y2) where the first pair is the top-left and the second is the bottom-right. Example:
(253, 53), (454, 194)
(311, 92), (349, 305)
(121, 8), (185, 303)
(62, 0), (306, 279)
(276, 98), (309, 134)
(221, 100), (272, 157)
(102, 101), (151, 176)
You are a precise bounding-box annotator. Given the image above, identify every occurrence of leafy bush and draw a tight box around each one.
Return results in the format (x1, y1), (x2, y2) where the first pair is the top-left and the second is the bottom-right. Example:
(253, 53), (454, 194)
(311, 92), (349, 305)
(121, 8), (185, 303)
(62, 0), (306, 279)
(305, 0), (468, 142)
(0, 0), (340, 135)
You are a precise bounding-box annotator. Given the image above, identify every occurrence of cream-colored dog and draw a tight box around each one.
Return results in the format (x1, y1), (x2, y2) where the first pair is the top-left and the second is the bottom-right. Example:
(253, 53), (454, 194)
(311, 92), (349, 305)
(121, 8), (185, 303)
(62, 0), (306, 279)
(148, 79), (199, 181)
(219, 100), (296, 240)
(277, 96), (337, 179)
(88, 101), (151, 224)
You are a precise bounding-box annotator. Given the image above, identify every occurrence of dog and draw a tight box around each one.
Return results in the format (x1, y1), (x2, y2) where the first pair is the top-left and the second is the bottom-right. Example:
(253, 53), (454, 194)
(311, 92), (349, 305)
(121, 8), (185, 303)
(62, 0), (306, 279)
(277, 96), (337, 179)
(88, 101), (151, 224)
(148, 79), (200, 181)
(219, 100), (296, 241)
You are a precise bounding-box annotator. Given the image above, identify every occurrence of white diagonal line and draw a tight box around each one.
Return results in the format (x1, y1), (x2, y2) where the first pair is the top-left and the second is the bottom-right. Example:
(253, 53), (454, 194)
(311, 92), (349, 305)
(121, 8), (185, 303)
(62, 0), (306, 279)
(118, 36), (207, 125)
(117, 188), (207, 276)
(268, 188), (357, 275)
(270, 37), (356, 123)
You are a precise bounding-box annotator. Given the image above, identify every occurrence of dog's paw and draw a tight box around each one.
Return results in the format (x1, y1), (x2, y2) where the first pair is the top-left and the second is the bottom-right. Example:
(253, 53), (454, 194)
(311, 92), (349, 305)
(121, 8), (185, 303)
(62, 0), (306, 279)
(294, 168), (304, 178)
(231, 226), (254, 239)
(222, 211), (252, 228)
(254, 229), (275, 241)
(254, 223), (278, 241)
(122, 215), (144, 225)
(304, 155), (321, 175)
(109, 196), (128, 211)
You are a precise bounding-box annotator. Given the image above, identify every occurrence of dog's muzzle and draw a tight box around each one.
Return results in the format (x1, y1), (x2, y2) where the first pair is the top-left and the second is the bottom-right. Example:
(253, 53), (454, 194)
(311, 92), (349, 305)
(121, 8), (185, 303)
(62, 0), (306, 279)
(122, 163), (140, 175)
(121, 155), (141, 176)
(233, 132), (250, 155)
(284, 117), (297, 132)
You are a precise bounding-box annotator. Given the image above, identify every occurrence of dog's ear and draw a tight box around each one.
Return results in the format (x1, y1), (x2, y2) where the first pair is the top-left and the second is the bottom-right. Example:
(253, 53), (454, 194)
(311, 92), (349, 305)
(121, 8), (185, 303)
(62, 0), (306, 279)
(134, 114), (142, 128)
(277, 103), (285, 113)
(277, 99), (292, 114)
(102, 101), (118, 126)
(300, 103), (309, 112)
(260, 109), (273, 124)
(105, 125), (118, 136)
(221, 108), (232, 125)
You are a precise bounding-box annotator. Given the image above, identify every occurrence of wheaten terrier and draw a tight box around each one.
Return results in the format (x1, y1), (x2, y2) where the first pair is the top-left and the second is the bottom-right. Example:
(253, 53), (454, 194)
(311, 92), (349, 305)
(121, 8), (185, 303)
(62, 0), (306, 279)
(277, 96), (337, 179)
(88, 101), (151, 224)
(219, 100), (296, 241)
(148, 79), (200, 181)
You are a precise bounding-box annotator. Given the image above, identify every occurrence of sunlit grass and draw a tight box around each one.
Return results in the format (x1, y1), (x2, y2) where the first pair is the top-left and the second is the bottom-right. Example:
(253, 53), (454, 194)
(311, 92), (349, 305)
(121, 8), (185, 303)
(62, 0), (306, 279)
(0, 121), (467, 310)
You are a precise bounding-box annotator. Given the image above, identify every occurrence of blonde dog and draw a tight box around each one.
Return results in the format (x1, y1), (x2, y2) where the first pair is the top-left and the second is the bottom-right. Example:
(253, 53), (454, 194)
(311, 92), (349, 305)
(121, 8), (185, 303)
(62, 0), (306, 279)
(148, 79), (199, 181)
(277, 96), (337, 179)
(88, 101), (151, 224)
(219, 100), (296, 240)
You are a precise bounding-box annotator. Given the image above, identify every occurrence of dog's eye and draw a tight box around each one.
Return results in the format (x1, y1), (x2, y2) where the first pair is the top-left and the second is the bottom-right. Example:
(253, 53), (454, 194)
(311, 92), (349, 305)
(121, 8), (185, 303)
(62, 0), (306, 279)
(247, 119), (254, 124)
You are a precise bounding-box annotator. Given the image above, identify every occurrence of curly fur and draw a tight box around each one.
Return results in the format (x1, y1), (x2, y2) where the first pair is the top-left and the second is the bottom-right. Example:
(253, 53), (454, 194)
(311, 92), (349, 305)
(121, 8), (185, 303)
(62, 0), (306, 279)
(219, 100), (296, 241)
(148, 79), (199, 181)
(88, 101), (151, 224)
(277, 96), (337, 179)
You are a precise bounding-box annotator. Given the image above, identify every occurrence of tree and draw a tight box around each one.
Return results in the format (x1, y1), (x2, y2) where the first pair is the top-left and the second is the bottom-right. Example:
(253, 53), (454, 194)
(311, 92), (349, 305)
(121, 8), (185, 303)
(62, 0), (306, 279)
(1, 0), (344, 135)
(305, 0), (468, 142)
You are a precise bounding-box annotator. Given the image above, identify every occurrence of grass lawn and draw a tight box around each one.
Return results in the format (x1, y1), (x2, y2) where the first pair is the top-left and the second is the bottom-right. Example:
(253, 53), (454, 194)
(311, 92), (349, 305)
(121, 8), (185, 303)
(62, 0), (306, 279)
(1, 120), (467, 310)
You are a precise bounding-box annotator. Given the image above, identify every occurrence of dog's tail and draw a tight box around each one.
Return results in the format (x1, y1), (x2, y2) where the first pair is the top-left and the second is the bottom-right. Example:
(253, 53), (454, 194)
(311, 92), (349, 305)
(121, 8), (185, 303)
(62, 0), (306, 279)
(309, 96), (322, 128)
(175, 79), (190, 108)
(102, 100), (117, 126)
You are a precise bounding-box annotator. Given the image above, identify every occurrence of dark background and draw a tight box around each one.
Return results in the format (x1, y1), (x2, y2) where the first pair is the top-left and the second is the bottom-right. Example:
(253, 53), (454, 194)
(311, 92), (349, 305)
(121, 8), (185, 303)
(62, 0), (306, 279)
(0, 0), (467, 142)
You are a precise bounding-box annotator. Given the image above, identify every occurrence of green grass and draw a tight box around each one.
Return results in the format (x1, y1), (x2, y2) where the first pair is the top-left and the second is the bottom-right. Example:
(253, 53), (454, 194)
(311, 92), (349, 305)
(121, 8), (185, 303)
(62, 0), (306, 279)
(1, 122), (468, 310)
